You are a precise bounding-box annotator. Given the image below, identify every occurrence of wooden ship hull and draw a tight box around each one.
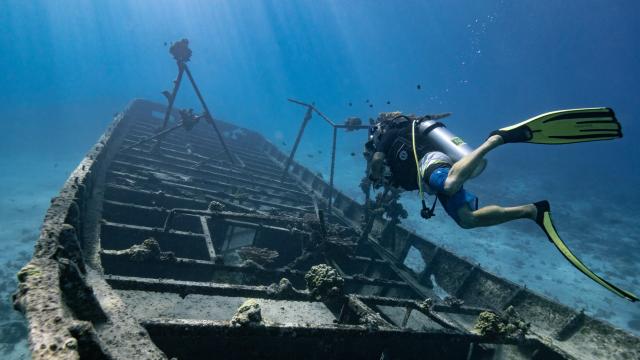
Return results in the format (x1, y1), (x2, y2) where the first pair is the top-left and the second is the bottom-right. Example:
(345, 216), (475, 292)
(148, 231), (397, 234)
(14, 99), (640, 359)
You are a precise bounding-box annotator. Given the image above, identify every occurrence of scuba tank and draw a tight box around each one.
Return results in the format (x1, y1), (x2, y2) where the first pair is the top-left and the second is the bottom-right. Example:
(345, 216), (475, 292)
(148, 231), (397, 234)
(416, 118), (487, 178)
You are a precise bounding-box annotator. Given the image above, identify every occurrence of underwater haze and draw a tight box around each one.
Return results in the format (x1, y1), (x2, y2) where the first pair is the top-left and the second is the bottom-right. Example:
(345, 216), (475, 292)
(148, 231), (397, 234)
(1, 0), (639, 357)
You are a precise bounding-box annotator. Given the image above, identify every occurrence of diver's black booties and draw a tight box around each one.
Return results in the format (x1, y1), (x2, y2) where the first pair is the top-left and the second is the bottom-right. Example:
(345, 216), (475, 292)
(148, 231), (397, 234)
(489, 127), (533, 144)
(533, 200), (550, 226)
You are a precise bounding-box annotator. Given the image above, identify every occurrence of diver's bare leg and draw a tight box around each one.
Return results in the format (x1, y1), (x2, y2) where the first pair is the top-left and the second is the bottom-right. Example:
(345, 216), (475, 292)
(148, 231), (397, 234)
(457, 204), (536, 229)
(444, 135), (503, 193)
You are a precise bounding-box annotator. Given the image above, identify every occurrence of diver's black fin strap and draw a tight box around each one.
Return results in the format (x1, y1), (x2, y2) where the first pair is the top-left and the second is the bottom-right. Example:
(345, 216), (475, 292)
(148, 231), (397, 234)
(420, 196), (438, 220)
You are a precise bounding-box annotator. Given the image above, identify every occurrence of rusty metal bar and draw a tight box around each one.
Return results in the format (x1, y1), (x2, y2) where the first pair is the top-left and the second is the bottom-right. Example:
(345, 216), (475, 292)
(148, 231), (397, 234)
(327, 126), (338, 216)
(554, 310), (586, 341)
(346, 295), (394, 328)
(501, 286), (525, 309)
(281, 105), (313, 180)
(140, 318), (536, 347)
(161, 63), (185, 130)
(112, 155), (305, 197)
(105, 275), (310, 301)
(401, 306), (413, 328)
(454, 266), (477, 298)
(121, 122), (185, 152)
(182, 64), (235, 165)
(199, 216), (217, 260)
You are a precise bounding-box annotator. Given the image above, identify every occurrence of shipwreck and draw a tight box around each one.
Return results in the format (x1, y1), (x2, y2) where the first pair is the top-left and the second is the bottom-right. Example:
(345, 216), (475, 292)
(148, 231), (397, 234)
(13, 40), (640, 359)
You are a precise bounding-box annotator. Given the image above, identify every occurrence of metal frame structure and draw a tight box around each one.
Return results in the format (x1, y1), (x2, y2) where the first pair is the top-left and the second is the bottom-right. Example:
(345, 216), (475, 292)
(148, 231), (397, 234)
(282, 98), (369, 216)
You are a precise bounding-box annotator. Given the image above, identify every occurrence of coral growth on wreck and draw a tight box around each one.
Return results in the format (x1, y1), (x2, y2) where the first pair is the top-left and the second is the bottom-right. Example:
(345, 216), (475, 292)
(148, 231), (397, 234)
(121, 238), (176, 262)
(231, 299), (263, 326)
(236, 246), (279, 266)
(304, 264), (344, 300)
(474, 306), (530, 339)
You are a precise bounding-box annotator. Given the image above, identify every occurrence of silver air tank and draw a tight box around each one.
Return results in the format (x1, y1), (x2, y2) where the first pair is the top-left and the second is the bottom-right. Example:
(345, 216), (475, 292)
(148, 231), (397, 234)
(417, 120), (487, 178)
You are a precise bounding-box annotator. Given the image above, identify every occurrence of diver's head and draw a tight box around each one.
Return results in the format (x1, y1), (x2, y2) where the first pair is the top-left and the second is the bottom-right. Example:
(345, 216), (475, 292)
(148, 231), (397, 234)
(376, 111), (404, 123)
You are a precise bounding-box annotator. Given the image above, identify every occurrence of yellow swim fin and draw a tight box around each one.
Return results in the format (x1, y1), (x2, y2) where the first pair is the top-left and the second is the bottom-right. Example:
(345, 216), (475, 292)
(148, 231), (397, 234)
(492, 107), (622, 144)
(534, 201), (638, 302)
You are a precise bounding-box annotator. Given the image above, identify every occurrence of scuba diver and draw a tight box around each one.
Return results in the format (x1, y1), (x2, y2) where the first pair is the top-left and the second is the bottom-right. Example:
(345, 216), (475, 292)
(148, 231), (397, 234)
(364, 108), (638, 302)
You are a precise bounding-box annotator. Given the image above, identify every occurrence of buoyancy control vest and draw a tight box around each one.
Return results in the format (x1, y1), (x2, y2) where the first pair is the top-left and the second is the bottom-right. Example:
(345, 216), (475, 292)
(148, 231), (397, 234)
(367, 114), (487, 191)
(379, 125), (435, 191)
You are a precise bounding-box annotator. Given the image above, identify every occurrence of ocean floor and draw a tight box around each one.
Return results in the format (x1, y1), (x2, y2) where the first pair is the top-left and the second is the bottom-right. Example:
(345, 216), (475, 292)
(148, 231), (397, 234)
(0, 155), (82, 359)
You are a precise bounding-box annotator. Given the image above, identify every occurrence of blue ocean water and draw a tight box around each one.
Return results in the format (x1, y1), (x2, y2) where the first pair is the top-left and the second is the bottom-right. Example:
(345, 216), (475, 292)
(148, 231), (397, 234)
(1, 0), (639, 356)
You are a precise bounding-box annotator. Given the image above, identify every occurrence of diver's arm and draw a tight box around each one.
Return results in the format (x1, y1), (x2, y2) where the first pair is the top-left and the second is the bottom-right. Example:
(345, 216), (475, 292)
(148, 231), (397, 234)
(368, 151), (386, 181)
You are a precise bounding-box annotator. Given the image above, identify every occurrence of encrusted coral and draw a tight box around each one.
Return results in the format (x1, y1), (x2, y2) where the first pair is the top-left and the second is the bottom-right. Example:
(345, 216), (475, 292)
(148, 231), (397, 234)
(443, 296), (464, 308)
(231, 299), (262, 326)
(474, 306), (530, 338)
(17, 264), (41, 282)
(266, 278), (301, 299)
(236, 246), (279, 266)
(304, 264), (344, 300)
(418, 298), (434, 311)
(122, 238), (176, 262)
(207, 200), (225, 212)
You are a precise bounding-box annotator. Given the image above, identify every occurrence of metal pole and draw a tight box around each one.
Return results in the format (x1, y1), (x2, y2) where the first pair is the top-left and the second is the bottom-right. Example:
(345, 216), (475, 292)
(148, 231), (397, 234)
(121, 122), (185, 152)
(281, 106), (313, 180)
(183, 64), (235, 165)
(161, 63), (185, 130)
(312, 108), (337, 127)
(327, 126), (338, 216)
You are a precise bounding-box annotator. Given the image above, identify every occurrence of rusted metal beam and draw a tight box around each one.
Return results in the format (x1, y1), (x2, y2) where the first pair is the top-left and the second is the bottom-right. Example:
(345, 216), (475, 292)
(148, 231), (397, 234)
(111, 156), (308, 202)
(140, 318), (535, 347)
(182, 63), (235, 165)
(105, 275), (310, 301)
(327, 126), (338, 216)
(161, 63), (185, 130)
(346, 295), (394, 328)
(454, 265), (477, 298)
(121, 122), (185, 152)
(281, 105), (313, 180)
(553, 310), (586, 341)
(199, 216), (217, 260)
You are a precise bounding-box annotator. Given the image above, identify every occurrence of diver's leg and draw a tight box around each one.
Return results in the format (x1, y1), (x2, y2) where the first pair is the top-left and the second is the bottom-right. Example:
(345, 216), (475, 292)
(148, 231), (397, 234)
(457, 203), (536, 229)
(444, 135), (503, 194)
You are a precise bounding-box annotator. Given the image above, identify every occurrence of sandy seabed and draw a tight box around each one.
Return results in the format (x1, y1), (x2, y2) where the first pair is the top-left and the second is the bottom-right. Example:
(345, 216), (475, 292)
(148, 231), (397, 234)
(0, 157), (80, 360)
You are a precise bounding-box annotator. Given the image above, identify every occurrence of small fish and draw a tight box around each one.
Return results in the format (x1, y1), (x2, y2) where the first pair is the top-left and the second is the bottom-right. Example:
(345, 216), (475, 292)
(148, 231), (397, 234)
(53, 163), (58, 168)
(369, 104), (373, 108)
(317, 150), (322, 154)
(281, 141), (287, 146)
(348, 102), (352, 107)
(365, 99), (370, 103)
(417, 84), (422, 90)
(350, 152), (356, 157)
(307, 154), (314, 158)
(386, 100), (391, 105)
(164, 42), (167, 46)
